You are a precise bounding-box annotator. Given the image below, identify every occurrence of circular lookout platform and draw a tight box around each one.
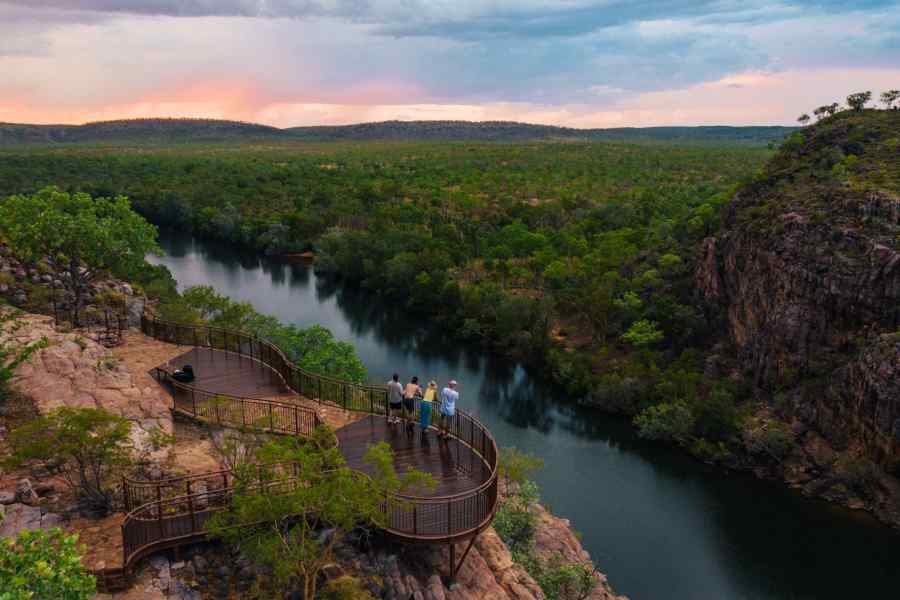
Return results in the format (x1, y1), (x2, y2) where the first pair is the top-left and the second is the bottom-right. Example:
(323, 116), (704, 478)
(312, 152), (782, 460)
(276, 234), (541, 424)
(122, 316), (499, 585)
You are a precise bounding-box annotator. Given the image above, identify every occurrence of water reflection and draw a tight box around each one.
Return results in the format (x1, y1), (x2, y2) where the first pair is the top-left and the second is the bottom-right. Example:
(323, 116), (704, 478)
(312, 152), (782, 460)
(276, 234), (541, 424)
(150, 230), (900, 600)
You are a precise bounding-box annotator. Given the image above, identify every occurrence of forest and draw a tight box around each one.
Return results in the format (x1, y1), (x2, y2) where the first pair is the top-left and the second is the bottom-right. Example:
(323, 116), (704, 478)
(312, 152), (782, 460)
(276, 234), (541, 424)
(0, 138), (772, 459)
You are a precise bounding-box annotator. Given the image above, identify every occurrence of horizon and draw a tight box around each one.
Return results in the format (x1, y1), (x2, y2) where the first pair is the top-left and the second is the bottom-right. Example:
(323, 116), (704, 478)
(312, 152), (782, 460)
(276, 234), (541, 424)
(0, 116), (800, 130)
(2, 1), (899, 128)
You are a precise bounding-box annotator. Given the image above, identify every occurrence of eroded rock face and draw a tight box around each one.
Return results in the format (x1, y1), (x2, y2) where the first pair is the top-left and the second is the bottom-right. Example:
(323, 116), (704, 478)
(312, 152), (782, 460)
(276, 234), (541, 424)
(377, 501), (626, 600)
(5, 312), (173, 452)
(696, 111), (900, 470)
(698, 187), (900, 464)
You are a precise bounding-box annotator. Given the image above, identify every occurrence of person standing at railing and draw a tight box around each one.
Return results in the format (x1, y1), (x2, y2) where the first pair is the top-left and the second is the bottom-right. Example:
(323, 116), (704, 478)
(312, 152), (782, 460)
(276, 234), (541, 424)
(387, 373), (404, 425)
(420, 380), (438, 435)
(403, 376), (422, 435)
(438, 380), (458, 441)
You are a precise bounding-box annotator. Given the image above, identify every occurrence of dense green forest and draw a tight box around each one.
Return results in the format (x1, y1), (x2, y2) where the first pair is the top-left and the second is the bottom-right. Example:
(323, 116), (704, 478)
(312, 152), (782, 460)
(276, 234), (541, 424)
(0, 118), (795, 146)
(0, 138), (772, 457)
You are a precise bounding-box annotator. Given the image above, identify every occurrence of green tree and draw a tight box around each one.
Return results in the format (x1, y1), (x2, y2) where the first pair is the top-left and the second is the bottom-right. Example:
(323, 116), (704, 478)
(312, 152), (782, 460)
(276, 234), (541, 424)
(846, 91), (872, 111)
(881, 90), (900, 110)
(6, 407), (134, 512)
(797, 114), (810, 126)
(620, 319), (664, 348)
(499, 447), (544, 495)
(634, 401), (695, 442)
(522, 553), (597, 600)
(0, 187), (160, 325)
(0, 528), (96, 600)
(206, 430), (433, 600)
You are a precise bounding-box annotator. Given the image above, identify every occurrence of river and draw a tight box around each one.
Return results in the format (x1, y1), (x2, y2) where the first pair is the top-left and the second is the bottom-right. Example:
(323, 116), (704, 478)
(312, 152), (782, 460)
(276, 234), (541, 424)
(149, 230), (900, 600)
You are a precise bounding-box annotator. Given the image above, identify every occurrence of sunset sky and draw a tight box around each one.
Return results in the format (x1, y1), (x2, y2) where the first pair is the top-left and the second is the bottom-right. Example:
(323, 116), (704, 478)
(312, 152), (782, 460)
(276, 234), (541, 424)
(2, 1), (899, 128)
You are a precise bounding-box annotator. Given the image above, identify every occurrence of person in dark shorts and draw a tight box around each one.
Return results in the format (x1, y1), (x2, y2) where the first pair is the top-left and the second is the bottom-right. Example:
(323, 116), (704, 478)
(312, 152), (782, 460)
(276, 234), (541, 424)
(387, 373), (404, 424)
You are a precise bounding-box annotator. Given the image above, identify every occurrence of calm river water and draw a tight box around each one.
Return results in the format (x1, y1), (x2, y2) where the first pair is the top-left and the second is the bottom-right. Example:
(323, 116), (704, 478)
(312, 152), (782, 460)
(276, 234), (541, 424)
(150, 230), (899, 600)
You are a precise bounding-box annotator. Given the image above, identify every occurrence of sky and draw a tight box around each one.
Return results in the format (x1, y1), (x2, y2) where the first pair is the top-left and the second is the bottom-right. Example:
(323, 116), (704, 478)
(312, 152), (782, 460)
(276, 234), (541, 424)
(1, 1), (899, 128)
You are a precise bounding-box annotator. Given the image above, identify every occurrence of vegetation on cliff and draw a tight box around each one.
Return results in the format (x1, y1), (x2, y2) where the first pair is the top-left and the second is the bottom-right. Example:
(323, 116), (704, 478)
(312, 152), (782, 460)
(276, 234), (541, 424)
(694, 105), (900, 517)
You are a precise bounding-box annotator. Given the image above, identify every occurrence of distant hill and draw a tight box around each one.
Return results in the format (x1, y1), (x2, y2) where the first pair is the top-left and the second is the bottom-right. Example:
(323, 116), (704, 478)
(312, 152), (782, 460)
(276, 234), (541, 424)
(0, 118), (796, 147)
(0, 118), (288, 146)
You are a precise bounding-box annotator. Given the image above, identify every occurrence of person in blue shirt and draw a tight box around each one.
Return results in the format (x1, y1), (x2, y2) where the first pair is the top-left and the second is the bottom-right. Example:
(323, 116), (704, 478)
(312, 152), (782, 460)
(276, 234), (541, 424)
(438, 380), (458, 440)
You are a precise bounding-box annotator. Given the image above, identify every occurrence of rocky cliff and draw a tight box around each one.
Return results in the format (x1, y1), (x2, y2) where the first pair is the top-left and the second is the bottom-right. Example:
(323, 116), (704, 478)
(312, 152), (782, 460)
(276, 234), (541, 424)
(697, 110), (900, 473)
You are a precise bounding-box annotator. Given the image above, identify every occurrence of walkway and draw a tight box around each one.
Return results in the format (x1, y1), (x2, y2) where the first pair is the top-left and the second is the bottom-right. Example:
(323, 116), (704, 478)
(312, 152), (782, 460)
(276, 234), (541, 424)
(337, 416), (492, 497)
(111, 316), (499, 589)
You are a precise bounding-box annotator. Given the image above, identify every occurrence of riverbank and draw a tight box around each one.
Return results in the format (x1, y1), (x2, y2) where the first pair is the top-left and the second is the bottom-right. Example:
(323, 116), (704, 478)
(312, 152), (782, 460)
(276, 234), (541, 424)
(0, 306), (625, 599)
(147, 230), (900, 600)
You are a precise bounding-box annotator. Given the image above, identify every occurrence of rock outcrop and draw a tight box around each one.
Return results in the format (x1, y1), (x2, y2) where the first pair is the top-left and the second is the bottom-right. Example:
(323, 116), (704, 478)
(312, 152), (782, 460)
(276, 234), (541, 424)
(374, 501), (625, 600)
(697, 110), (900, 470)
(5, 312), (173, 451)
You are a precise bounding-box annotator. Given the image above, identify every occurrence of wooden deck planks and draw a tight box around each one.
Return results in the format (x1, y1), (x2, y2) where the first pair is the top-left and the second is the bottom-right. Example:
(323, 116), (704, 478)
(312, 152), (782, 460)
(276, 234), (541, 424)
(163, 348), (290, 399)
(156, 349), (491, 501)
(335, 416), (491, 498)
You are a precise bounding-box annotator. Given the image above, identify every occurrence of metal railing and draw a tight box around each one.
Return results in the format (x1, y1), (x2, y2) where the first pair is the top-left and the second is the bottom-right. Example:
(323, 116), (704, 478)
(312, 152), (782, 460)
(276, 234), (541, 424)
(123, 314), (499, 569)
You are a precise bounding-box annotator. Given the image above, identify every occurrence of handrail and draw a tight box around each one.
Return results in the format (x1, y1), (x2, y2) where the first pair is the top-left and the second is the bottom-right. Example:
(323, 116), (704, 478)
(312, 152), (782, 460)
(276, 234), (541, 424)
(129, 313), (499, 566)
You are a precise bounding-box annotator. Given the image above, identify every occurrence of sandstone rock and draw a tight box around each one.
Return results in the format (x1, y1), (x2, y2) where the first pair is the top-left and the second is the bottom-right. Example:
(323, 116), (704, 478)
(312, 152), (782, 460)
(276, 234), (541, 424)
(192, 554), (208, 574)
(5, 312), (173, 453)
(0, 504), (42, 538)
(0, 492), (14, 505)
(15, 479), (38, 505)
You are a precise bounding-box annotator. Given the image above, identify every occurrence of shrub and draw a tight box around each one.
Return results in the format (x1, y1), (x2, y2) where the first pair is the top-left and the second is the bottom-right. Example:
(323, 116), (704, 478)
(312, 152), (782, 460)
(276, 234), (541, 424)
(520, 552), (597, 600)
(689, 438), (733, 463)
(0, 528), (96, 600)
(320, 576), (376, 600)
(745, 420), (795, 460)
(494, 480), (540, 555)
(493, 500), (538, 556)
(692, 384), (743, 442)
(6, 407), (134, 512)
(834, 453), (879, 494)
(499, 447), (544, 495)
(633, 401), (695, 443)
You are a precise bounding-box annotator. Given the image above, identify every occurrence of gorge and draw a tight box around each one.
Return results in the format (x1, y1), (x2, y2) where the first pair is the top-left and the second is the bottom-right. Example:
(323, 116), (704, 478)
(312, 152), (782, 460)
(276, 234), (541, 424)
(150, 228), (900, 600)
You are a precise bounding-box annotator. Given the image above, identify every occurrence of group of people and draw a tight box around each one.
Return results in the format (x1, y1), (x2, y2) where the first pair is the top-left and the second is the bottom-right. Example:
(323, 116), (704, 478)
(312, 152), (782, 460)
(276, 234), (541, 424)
(386, 374), (458, 439)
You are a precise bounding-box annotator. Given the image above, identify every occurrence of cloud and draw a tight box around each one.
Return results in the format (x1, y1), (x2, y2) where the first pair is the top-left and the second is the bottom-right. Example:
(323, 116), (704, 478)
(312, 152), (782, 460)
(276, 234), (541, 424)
(0, 1), (898, 126)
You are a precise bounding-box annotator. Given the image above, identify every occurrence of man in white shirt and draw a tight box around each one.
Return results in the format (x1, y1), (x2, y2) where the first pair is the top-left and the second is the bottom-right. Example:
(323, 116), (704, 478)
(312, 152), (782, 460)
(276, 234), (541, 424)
(438, 380), (459, 440)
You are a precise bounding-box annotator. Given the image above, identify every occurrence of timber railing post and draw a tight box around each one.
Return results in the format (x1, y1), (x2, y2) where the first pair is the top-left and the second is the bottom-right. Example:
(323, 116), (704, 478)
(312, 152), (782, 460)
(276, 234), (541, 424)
(156, 487), (163, 541)
(187, 481), (197, 532)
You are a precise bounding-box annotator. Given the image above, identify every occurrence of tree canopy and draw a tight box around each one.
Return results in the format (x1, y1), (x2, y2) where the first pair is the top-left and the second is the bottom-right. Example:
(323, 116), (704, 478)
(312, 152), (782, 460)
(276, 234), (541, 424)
(0, 187), (159, 323)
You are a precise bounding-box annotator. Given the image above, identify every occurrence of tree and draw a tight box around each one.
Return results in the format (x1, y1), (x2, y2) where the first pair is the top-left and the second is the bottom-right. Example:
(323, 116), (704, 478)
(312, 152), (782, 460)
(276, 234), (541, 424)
(6, 407), (134, 512)
(797, 114), (810, 126)
(1, 308), (49, 402)
(620, 319), (664, 348)
(206, 430), (433, 600)
(0, 187), (160, 325)
(825, 102), (840, 116)
(499, 447), (544, 495)
(633, 401), (695, 443)
(0, 528), (96, 600)
(846, 91), (872, 111)
(881, 90), (900, 110)
(813, 106), (830, 121)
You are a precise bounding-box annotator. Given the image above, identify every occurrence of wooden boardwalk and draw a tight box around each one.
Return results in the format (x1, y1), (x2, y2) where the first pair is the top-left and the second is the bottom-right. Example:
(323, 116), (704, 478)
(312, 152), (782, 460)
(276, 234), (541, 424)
(336, 416), (492, 497)
(115, 316), (499, 590)
(162, 348), (291, 399)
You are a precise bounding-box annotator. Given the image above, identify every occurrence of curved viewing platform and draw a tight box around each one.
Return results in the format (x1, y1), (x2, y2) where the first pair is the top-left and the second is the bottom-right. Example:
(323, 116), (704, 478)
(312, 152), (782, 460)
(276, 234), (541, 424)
(126, 315), (499, 577)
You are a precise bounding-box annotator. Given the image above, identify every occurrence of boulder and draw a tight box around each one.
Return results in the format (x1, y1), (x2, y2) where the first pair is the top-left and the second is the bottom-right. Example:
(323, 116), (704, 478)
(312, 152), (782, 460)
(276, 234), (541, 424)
(15, 479), (38, 505)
